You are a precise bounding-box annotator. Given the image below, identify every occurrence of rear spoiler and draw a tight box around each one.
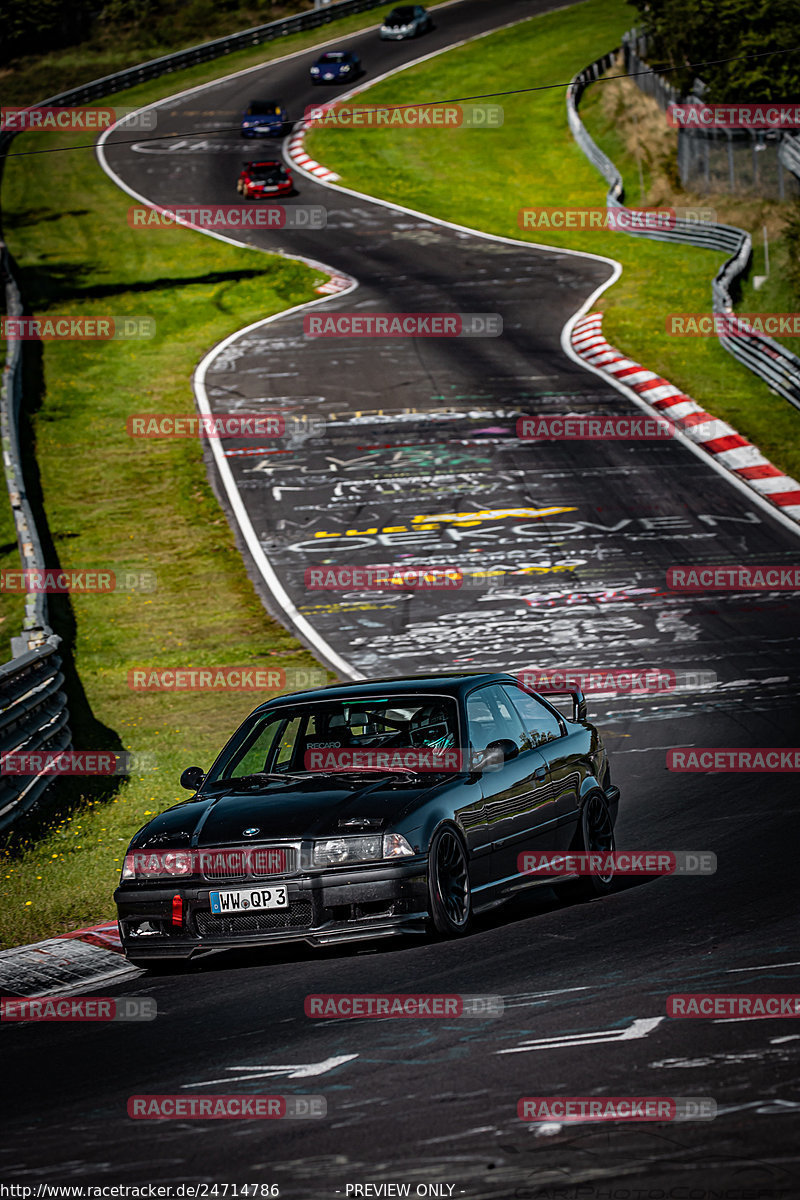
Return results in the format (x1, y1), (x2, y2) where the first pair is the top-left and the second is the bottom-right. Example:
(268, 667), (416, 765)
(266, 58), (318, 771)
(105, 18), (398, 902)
(528, 685), (588, 723)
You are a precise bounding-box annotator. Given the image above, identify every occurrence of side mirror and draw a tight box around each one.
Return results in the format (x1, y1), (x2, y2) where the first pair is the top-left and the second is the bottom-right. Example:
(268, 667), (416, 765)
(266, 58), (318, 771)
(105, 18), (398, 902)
(571, 688), (587, 722)
(474, 739), (519, 772)
(180, 765), (205, 791)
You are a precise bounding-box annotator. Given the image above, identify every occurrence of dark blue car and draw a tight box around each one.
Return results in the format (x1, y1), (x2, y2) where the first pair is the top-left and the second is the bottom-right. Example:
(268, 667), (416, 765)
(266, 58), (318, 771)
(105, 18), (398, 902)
(240, 98), (287, 138)
(309, 50), (362, 85)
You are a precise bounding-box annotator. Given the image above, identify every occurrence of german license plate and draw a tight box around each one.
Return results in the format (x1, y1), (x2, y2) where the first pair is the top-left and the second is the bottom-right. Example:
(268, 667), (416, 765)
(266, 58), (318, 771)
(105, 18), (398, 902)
(209, 885), (288, 913)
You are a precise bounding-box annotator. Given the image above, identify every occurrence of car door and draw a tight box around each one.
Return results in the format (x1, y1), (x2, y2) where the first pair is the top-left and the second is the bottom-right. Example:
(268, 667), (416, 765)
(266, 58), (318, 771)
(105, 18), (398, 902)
(466, 684), (559, 886)
(502, 685), (583, 832)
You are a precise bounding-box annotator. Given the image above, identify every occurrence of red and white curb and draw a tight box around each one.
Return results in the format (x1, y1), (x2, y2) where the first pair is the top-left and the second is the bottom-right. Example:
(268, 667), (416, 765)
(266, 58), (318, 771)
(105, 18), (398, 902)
(0, 920), (141, 997)
(284, 107), (351, 297)
(286, 106), (341, 185)
(572, 312), (800, 523)
(315, 273), (351, 295)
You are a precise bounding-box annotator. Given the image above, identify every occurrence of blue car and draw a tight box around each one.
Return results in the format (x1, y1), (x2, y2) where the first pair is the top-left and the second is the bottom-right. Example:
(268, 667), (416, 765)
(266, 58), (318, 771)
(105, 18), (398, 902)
(240, 99), (287, 138)
(309, 50), (362, 85)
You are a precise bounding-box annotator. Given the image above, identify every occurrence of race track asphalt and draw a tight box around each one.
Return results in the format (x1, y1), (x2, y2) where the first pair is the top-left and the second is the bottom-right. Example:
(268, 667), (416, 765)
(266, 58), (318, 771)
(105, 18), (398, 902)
(3, 1), (799, 1193)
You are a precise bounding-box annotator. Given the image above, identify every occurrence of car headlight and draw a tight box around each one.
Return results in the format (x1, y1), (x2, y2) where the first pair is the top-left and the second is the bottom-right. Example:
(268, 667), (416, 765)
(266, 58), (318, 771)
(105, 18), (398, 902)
(313, 833), (414, 866)
(383, 832), (414, 858)
(340, 65), (351, 71)
(120, 850), (194, 880)
(311, 67), (320, 74)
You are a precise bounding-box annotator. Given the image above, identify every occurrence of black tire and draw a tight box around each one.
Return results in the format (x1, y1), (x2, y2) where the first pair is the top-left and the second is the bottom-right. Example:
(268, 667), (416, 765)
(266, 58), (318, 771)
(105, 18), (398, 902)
(427, 826), (472, 936)
(554, 792), (616, 902)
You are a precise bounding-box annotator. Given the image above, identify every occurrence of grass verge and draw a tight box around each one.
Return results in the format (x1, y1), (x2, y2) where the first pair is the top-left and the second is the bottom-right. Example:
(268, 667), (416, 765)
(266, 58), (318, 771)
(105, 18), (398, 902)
(305, 0), (800, 482)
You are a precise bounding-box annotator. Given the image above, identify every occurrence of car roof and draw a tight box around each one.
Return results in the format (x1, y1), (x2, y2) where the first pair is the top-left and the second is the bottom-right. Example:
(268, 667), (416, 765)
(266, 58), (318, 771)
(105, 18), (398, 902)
(246, 160), (283, 167)
(256, 672), (519, 711)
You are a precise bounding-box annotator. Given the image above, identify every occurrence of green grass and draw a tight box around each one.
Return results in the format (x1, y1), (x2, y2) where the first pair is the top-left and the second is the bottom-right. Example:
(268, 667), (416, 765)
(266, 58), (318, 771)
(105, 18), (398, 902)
(305, 0), (800, 482)
(0, 63), (343, 947)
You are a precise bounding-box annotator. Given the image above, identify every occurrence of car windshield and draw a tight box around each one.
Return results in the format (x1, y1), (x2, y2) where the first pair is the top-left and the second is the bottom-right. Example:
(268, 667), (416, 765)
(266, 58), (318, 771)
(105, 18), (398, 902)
(319, 52), (346, 62)
(251, 163), (285, 179)
(247, 102), (279, 115)
(207, 695), (460, 782)
(388, 8), (416, 20)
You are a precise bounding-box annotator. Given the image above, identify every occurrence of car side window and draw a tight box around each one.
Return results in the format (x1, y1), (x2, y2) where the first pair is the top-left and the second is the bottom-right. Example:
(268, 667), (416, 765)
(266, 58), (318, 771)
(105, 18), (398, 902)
(467, 684), (529, 753)
(502, 685), (564, 747)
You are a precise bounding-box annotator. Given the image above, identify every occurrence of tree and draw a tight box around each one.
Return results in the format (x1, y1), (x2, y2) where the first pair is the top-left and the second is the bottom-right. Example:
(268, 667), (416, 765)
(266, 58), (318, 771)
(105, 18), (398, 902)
(627, 0), (800, 100)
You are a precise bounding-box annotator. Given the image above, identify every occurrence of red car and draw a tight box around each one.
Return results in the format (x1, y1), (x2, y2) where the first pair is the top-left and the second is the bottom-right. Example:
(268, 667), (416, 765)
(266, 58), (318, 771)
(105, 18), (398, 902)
(236, 159), (293, 198)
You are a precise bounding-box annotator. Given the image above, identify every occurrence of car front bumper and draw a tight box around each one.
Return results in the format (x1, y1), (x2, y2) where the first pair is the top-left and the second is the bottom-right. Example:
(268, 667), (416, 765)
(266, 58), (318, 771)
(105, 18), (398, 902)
(245, 187), (292, 198)
(115, 858), (429, 960)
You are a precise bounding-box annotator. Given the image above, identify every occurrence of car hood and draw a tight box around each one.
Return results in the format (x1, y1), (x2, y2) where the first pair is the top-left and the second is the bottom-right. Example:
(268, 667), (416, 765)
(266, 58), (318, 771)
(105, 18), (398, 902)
(132, 777), (444, 848)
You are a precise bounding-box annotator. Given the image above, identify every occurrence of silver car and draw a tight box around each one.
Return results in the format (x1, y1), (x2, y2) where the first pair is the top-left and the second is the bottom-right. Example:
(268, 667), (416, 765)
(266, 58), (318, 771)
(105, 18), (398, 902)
(379, 5), (433, 40)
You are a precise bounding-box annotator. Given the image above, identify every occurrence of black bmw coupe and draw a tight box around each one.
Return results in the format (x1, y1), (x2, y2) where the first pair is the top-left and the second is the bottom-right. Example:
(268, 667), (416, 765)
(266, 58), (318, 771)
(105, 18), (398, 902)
(115, 672), (620, 966)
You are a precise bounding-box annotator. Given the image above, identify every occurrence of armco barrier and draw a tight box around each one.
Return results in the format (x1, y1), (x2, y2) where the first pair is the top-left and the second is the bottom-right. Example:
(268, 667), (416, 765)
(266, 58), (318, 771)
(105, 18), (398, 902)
(0, 242), (72, 830)
(0, 642), (71, 833)
(1, 242), (51, 652)
(567, 42), (800, 413)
